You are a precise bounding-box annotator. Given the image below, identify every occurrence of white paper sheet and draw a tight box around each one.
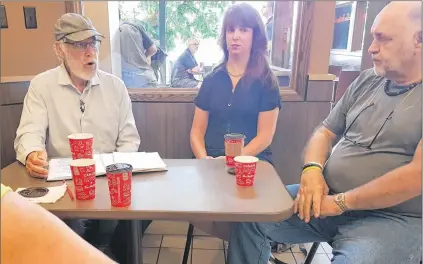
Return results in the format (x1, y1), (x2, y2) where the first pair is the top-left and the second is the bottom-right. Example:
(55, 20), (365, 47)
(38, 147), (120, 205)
(16, 183), (67, 204)
(47, 152), (167, 181)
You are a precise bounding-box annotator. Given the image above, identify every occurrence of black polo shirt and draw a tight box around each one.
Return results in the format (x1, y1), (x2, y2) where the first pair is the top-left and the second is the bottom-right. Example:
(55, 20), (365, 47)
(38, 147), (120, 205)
(194, 66), (281, 163)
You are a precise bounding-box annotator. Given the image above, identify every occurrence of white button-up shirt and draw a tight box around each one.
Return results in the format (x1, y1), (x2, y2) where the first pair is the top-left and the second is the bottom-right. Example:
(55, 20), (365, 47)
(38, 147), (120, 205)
(14, 64), (140, 164)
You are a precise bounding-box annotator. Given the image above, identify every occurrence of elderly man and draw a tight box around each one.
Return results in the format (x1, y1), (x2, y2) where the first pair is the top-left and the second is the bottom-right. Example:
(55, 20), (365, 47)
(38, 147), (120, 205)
(170, 37), (202, 88)
(15, 13), (140, 175)
(13, 13), (141, 263)
(227, 2), (422, 264)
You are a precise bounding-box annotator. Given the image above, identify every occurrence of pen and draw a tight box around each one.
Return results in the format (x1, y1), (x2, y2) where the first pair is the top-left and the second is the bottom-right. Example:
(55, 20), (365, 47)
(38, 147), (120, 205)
(63, 180), (75, 201)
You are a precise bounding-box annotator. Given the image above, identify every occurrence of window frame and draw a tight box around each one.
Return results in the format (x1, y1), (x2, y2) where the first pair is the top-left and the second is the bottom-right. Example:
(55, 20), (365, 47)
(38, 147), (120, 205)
(83, 0), (315, 102)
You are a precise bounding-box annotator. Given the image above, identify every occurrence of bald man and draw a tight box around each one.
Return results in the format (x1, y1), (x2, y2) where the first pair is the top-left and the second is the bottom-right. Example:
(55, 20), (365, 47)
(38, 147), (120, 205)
(227, 2), (422, 264)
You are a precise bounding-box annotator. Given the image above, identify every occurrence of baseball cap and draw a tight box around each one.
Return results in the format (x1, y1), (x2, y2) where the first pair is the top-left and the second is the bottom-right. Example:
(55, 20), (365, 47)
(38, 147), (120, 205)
(54, 13), (104, 42)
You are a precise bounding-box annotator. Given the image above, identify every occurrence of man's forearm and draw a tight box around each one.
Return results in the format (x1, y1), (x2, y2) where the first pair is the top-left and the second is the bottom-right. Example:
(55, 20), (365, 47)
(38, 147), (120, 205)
(345, 163), (421, 211)
(14, 134), (46, 165)
(303, 126), (336, 166)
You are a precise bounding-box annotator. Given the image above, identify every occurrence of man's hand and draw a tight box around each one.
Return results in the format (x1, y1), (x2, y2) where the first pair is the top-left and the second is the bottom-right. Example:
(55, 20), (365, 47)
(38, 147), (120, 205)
(26, 151), (48, 178)
(294, 169), (329, 223)
(320, 195), (343, 217)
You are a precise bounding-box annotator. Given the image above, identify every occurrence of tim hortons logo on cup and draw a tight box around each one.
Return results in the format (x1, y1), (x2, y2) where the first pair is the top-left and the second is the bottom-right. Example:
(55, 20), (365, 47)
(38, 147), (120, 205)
(73, 167), (80, 176)
(109, 187), (117, 195)
(110, 178), (117, 185)
(122, 172), (129, 181)
(75, 178), (83, 186)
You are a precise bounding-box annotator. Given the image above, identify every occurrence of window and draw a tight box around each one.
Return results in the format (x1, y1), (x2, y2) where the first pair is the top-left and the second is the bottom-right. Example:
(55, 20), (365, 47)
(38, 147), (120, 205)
(118, 0), (303, 90)
(330, 1), (367, 71)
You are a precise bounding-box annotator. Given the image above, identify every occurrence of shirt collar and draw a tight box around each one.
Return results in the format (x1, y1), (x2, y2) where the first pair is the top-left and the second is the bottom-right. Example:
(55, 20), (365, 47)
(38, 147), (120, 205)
(58, 63), (100, 88)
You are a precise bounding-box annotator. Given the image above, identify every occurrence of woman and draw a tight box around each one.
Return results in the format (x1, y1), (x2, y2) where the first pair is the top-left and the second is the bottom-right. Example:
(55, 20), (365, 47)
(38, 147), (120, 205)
(189, 3), (281, 240)
(171, 37), (202, 88)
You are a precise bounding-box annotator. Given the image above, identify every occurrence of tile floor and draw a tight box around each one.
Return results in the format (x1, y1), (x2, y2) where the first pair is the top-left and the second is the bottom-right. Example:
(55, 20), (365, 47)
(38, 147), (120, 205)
(139, 220), (333, 264)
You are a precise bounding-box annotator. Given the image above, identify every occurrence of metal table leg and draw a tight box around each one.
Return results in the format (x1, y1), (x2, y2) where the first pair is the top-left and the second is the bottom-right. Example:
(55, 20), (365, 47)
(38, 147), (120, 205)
(126, 220), (143, 264)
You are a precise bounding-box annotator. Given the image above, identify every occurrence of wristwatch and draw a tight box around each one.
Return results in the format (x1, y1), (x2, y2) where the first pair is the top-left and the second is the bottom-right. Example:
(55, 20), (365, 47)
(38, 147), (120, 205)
(334, 193), (348, 212)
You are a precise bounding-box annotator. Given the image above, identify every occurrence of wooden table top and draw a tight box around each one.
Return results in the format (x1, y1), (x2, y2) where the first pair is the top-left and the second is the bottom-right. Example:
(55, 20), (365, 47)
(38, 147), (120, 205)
(1, 159), (294, 222)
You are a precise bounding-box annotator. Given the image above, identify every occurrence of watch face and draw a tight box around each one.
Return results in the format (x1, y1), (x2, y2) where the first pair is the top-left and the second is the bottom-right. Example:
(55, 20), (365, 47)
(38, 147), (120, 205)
(335, 193), (344, 201)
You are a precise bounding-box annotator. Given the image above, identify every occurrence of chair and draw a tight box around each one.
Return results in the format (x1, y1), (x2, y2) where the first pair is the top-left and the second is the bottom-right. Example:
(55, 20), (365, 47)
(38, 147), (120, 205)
(304, 242), (423, 264)
(182, 224), (194, 264)
(334, 70), (360, 104)
(302, 242), (321, 264)
(328, 65), (342, 77)
(182, 224), (290, 264)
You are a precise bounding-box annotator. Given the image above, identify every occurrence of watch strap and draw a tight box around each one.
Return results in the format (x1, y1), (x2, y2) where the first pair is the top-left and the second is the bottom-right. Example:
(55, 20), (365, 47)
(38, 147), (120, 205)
(334, 193), (348, 212)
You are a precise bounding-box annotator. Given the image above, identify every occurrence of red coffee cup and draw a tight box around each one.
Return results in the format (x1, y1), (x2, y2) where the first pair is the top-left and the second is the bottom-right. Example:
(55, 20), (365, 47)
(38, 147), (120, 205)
(224, 133), (246, 168)
(69, 159), (96, 200)
(234, 156), (259, 187)
(105, 163), (133, 207)
(68, 133), (94, 160)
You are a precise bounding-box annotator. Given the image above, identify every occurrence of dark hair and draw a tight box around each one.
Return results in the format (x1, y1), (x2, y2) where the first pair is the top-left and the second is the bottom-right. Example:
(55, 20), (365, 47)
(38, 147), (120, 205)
(215, 3), (278, 89)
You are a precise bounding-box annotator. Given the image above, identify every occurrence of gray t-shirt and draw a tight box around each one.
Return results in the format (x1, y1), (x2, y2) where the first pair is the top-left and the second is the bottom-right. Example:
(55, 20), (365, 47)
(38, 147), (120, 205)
(323, 68), (422, 217)
(119, 23), (156, 81)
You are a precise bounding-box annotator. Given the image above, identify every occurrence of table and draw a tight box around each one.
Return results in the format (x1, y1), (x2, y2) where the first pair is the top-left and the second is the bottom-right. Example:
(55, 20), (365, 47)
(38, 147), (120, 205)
(1, 159), (294, 263)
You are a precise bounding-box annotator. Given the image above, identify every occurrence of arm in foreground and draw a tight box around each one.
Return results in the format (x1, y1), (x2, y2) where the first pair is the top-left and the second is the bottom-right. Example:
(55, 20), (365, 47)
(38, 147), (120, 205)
(1, 190), (116, 264)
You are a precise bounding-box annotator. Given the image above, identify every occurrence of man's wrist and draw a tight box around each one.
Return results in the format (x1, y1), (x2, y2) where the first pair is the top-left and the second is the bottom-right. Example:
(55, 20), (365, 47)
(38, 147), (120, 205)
(302, 162), (324, 174)
(334, 193), (350, 212)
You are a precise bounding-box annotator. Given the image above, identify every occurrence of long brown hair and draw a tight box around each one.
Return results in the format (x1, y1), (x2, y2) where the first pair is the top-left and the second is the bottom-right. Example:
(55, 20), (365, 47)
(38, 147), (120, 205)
(216, 3), (278, 89)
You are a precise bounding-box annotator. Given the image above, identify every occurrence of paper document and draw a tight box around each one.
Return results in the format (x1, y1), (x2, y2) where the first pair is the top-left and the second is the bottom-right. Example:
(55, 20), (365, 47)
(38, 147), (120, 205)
(47, 152), (167, 182)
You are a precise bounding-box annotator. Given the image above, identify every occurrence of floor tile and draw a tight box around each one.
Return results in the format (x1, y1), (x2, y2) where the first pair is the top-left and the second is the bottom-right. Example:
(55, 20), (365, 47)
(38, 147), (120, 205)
(162, 235), (188, 249)
(143, 248), (160, 264)
(157, 248), (187, 264)
(272, 252), (297, 264)
(193, 237), (224, 249)
(143, 234), (163, 248)
(146, 221), (189, 235)
(194, 227), (211, 236)
(191, 249), (225, 264)
(291, 243), (325, 254)
(310, 254), (331, 264)
(321, 242), (333, 254)
(293, 253), (330, 264)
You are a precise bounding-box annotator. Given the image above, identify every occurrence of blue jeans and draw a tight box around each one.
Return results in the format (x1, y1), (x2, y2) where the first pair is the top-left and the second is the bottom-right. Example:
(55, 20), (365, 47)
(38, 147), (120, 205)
(227, 185), (422, 264)
(122, 69), (157, 88)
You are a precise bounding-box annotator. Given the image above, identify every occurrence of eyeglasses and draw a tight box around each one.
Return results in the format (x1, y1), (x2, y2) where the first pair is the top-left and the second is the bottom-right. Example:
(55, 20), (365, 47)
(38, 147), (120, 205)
(63, 40), (101, 51)
(343, 85), (416, 150)
(343, 102), (394, 150)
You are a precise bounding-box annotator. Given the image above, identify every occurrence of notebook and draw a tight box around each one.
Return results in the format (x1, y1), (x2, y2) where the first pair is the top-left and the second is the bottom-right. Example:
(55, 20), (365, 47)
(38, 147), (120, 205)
(46, 152), (167, 182)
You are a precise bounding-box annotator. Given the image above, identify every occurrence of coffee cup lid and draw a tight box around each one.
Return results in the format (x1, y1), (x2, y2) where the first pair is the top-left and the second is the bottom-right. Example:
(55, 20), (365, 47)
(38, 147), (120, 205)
(106, 163), (133, 173)
(224, 133), (246, 140)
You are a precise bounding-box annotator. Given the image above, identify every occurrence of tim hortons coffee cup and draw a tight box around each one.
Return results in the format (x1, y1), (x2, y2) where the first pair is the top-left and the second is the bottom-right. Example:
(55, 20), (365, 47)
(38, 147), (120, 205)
(224, 133), (246, 167)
